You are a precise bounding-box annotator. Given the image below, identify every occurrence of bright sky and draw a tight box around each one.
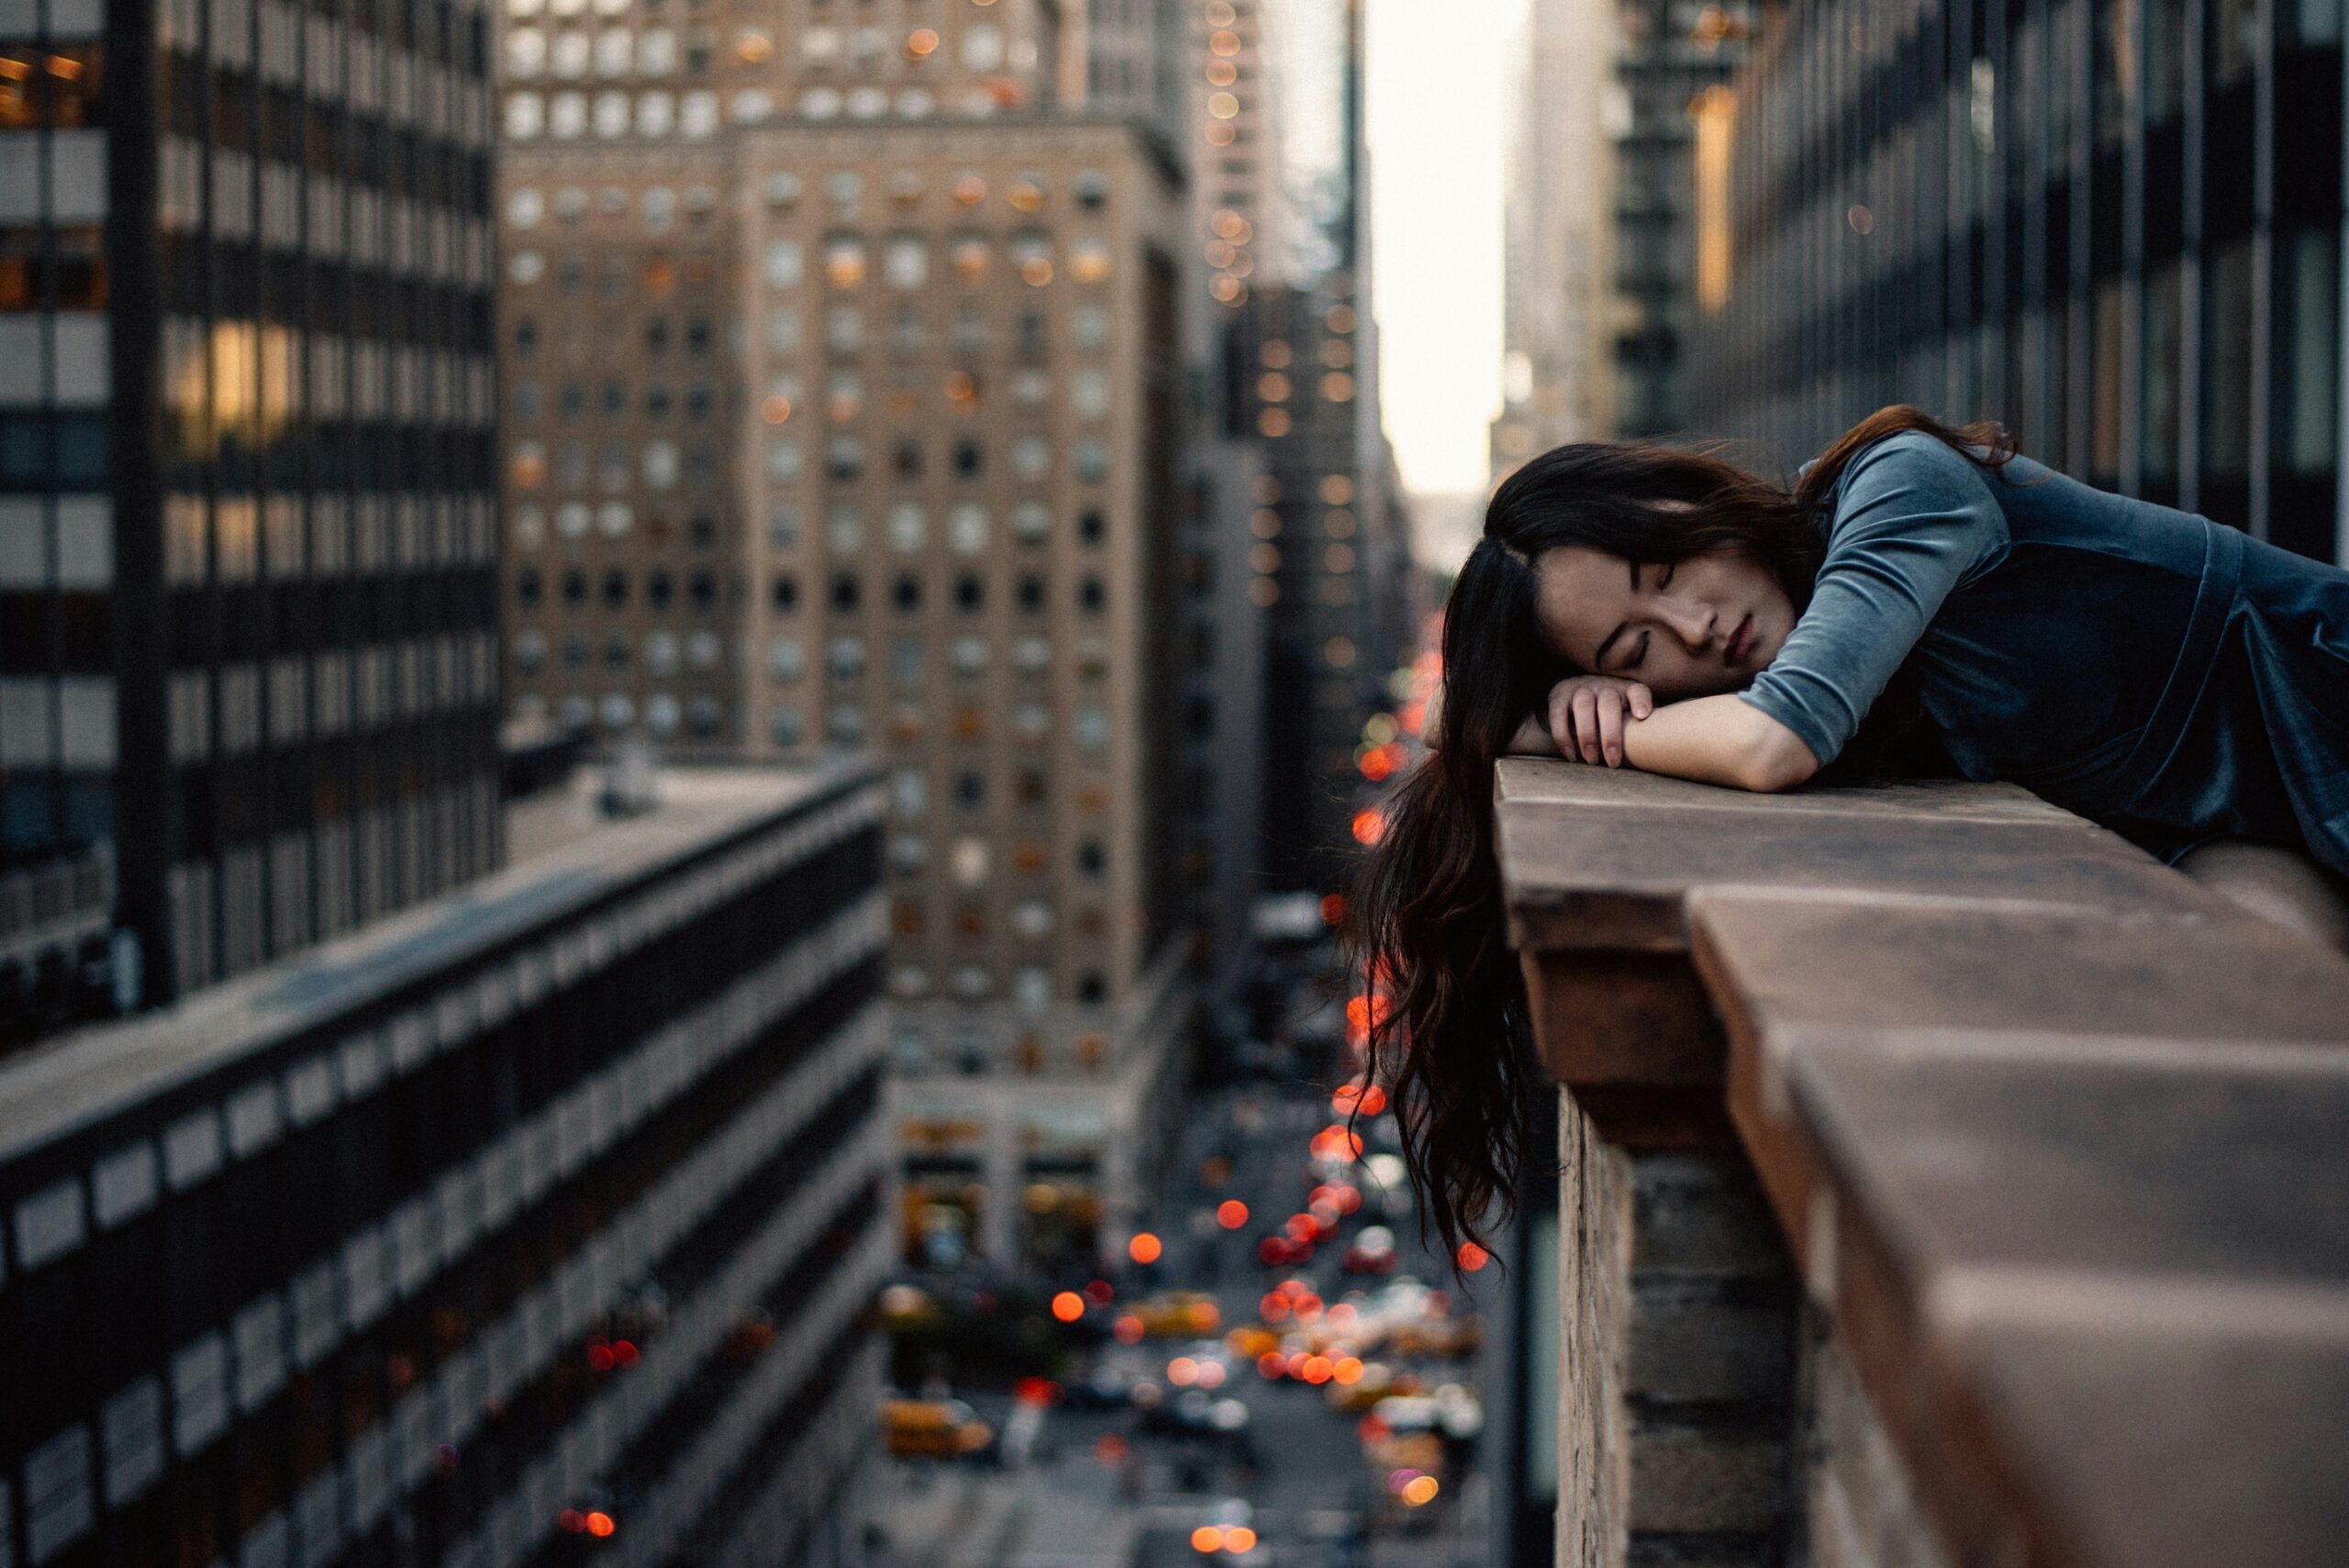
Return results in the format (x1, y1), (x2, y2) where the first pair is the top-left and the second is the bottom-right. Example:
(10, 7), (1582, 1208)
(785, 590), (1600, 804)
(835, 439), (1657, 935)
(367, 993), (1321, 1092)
(1364, 0), (1515, 496)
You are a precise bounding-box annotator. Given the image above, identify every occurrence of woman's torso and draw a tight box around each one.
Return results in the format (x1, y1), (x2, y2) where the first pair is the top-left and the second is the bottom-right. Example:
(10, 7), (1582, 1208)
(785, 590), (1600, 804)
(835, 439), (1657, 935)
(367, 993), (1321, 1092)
(1893, 450), (2349, 868)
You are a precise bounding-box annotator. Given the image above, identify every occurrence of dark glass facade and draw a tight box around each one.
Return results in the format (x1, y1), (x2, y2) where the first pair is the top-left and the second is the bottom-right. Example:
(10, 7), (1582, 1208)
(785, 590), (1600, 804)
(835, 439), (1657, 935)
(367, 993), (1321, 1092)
(0, 764), (888, 1568)
(0, 0), (505, 1017)
(1690, 0), (2348, 567)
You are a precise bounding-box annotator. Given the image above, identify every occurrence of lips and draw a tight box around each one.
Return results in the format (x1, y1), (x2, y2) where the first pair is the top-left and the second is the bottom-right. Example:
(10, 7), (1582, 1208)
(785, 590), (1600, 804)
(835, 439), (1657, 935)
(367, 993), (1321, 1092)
(1725, 614), (1754, 665)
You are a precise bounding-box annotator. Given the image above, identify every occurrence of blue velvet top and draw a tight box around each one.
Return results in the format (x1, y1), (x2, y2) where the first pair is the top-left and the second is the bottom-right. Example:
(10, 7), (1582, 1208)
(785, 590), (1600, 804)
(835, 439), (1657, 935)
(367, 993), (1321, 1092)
(1737, 430), (2349, 873)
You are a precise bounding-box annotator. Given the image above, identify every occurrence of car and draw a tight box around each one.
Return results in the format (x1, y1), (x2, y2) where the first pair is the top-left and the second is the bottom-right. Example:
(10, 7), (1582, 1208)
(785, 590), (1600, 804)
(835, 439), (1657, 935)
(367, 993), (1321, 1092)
(882, 1396), (994, 1460)
(1134, 1291), (1223, 1338)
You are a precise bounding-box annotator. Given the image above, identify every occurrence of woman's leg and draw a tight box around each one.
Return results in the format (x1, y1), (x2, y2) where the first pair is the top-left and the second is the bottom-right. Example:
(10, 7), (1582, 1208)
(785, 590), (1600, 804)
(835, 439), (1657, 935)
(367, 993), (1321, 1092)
(2176, 840), (2349, 958)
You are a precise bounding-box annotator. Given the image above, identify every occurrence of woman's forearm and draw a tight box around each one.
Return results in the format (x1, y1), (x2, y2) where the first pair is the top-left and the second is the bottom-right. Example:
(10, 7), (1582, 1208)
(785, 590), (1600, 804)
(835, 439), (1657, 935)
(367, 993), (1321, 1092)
(1620, 695), (1819, 791)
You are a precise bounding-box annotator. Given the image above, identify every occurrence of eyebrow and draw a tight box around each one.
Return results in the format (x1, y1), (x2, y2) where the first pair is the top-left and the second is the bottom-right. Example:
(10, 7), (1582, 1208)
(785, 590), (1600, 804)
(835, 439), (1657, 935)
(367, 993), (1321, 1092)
(1590, 559), (1638, 670)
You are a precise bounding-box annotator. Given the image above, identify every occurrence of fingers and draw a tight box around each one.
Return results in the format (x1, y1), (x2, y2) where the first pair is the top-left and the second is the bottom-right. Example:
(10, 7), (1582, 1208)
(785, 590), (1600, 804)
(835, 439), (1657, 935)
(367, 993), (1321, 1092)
(1571, 688), (1602, 764)
(1629, 684), (1653, 720)
(1597, 691), (1625, 765)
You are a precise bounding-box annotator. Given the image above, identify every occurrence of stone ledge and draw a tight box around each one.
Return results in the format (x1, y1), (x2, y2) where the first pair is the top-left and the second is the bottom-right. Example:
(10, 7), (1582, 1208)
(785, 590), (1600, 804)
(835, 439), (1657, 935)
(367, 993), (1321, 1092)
(1495, 758), (2349, 1568)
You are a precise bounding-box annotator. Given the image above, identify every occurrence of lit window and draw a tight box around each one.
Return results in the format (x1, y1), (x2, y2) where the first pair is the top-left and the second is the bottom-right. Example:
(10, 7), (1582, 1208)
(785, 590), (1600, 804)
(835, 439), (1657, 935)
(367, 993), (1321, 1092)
(508, 250), (546, 284)
(827, 306), (864, 352)
(953, 965), (991, 999)
(1073, 304), (1108, 349)
(592, 88), (629, 135)
(639, 28), (675, 72)
(506, 93), (545, 139)
(1010, 502), (1050, 542)
(1073, 369), (1109, 418)
(768, 638), (805, 679)
(595, 26), (630, 73)
(886, 503), (927, 550)
(848, 85), (887, 117)
(552, 30), (591, 76)
(766, 307), (801, 351)
(962, 22), (1004, 67)
(507, 28), (547, 76)
(950, 235), (990, 280)
(829, 635), (867, 676)
(1012, 636), (1049, 673)
(899, 87), (935, 117)
(891, 965), (929, 997)
(680, 91), (718, 136)
(597, 502), (633, 536)
(951, 839), (990, 884)
(647, 632), (680, 674)
(827, 503), (863, 552)
(1013, 901), (1053, 937)
(642, 440), (680, 488)
(766, 439), (803, 482)
(884, 236), (928, 288)
(764, 172), (802, 206)
(802, 26), (841, 60)
(635, 90), (674, 135)
(800, 86), (843, 118)
(763, 239), (805, 289)
(951, 635), (987, 674)
(948, 503), (987, 553)
(1015, 968), (1051, 1008)
(1011, 437), (1050, 479)
(1068, 239), (1111, 284)
(513, 631), (548, 672)
(1013, 369), (1050, 405)
(550, 92), (588, 136)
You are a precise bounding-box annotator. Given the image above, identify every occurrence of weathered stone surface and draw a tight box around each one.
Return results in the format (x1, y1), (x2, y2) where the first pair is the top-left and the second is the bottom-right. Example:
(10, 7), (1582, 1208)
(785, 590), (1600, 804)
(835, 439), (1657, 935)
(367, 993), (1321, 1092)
(1499, 791), (2209, 955)
(1497, 760), (2076, 825)
(1692, 890), (2349, 1052)
(1523, 949), (1724, 1088)
(1625, 1418), (1788, 1534)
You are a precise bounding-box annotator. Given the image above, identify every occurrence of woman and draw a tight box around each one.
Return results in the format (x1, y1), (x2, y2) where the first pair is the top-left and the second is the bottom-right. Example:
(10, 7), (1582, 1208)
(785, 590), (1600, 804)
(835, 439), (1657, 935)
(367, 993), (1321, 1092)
(1351, 405), (2349, 1267)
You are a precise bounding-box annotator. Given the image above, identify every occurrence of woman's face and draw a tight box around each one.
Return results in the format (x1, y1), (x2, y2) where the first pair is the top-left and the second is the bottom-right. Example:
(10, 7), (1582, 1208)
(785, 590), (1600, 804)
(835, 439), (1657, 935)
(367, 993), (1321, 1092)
(1532, 544), (1796, 701)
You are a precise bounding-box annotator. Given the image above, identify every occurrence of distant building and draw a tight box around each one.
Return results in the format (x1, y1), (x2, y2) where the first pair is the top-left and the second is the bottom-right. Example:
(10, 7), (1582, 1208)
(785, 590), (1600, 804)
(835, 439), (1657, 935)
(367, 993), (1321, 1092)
(1491, 0), (1624, 476)
(0, 760), (889, 1568)
(0, 0), (506, 1012)
(1689, 0), (2348, 566)
(493, 0), (1197, 1273)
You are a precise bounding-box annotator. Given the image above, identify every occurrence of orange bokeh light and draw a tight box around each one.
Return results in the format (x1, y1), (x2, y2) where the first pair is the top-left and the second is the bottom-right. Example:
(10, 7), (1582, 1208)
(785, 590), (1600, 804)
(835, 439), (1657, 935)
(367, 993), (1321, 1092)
(1129, 1232), (1163, 1264)
(584, 1511), (617, 1537)
(1192, 1526), (1226, 1551)
(1320, 893), (1347, 925)
(1300, 1355), (1335, 1385)
(1217, 1199), (1250, 1229)
(1113, 1314), (1144, 1345)
(1458, 1241), (1491, 1272)
(1224, 1526), (1258, 1552)
(1168, 1356), (1200, 1386)
(1257, 1351), (1287, 1379)
(1402, 1474), (1440, 1506)
(1351, 806), (1386, 845)
(1332, 1356), (1364, 1385)
(1051, 1290), (1085, 1322)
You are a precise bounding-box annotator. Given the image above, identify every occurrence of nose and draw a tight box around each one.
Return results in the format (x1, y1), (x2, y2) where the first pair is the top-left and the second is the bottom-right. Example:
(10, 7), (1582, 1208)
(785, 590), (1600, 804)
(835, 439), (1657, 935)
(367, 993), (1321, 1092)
(1659, 593), (1716, 650)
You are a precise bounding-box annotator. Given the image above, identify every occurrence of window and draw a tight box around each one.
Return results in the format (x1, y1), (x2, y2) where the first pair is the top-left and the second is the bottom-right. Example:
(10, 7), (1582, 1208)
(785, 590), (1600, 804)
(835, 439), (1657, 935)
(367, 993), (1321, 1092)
(948, 504), (987, 553)
(1011, 436), (1050, 478)
(763, 239), (805, 287)
(1074, 439), (1109, 482)
(887, 503), (927, 550)
(770, 706), (804, 745)
(1017, 573), (1045, 613)
(952, 439), (983, 477)
(1074, 169), (1110, 210)
(1078, 508), (1105, 546)
(1077, 575), (1105, 614)
(516, 568), (543, 607)
(884, 236), (927, 288)
(561, 568), (587, 606)
(892, 574), (922, 611)
(1011, 502), (1051, 543)
(953, 771), (984, 807)
(828, 306), (864, 353)
(647, 632), (680, 673)
(828, 437), (865, 481)
(953, 574), (983, 612)
(648, 570), (674, 608)
(1075, 705), (1108, 751)
(831, 573), (861, 611)
(688, 570), (717, 610)
(892, 439), (922, 477)
(1077, 840), (1106, 876)
(891, 639), (924, 684)
(825, 237), (867, 287)
(1073, 369), (1109, 418)
(950, 236), (990, 280)
(827, 503), (863, 552)
(767, 439), (804, 482)
(962, 22), (1003, 67)
(601, 568), (629, 607)
(1073, 304), (1108, 349)
(1012, 636), (1049, 673)
(829, 635), (867, 676)
(1068, 239), (1111, 284)
(893, 769), (928, 816)
(768, 637), (805, 679)
(950, 635), (987, 673)
(771, 573), (799, 610)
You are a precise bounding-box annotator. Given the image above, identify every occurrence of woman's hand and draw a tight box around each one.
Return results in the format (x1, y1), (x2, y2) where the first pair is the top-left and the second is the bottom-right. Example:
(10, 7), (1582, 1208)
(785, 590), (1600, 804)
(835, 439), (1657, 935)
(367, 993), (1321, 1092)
(1545, 675), (1654, 766)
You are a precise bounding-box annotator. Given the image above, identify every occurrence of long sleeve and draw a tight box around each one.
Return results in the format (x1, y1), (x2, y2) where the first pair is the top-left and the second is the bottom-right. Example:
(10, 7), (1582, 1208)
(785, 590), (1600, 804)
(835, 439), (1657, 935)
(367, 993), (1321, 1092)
(1739, 431), (2009, 765)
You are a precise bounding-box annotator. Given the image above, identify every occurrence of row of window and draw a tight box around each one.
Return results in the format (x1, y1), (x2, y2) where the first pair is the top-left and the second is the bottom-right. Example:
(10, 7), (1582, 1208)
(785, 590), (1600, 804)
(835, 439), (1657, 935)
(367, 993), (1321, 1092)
(508, 502), (719, 545)
(503, 81), (1033, 137)
(514, 563), (720, 610)
(511, 628), (724, 673)
(511, 303), (1113, 359)
(763, 434), (1115, 484)
(774, 631), (1107, 680)
(502, 19), (1025, 79)
(509, 378), (721, 422)
(754, 234), (1114, 290)
(507, 366), (1111, 425)
(512, 688), (729, 736)
(163, 637), (496, 763)
(774, 700), (1110, 751)
(767, 571), (1109, 616)
(886, 832), (1108, 884)
(764, 500), (1108, 552)
(889, 965), (1111, 1008)
(502, 167), (1109, 234)
(507, 438), (716, 492)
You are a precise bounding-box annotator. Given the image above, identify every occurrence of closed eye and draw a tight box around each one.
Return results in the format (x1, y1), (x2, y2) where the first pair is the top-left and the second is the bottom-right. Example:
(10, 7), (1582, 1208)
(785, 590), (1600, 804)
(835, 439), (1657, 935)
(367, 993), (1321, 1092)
(1629, 631), (1651, 669)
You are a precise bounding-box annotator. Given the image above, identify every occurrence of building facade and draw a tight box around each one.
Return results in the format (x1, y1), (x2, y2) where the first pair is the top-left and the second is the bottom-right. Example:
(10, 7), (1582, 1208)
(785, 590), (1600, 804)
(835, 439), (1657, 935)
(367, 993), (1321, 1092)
(0, 759), (890, 1568)
(0, 0), (507, 1012)
(1689, 0), (2347, 568)
(493, 0), (1198, 1273)
(1490, 0), (1624, 476)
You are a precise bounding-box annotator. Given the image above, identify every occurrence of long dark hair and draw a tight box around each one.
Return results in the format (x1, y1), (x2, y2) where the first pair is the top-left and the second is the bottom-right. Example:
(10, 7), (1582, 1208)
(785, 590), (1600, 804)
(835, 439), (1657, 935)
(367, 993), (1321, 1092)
(1348, 406), (2022, 1273)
